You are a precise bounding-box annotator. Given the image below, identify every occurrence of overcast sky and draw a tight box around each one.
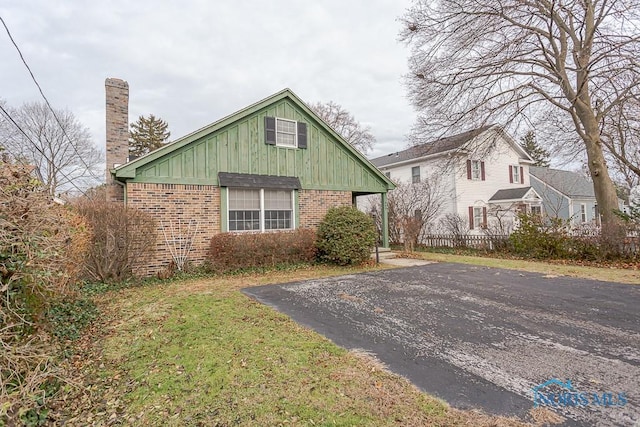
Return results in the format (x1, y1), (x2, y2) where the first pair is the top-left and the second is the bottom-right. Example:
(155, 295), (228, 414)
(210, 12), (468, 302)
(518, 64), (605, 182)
(0, 0), (416, 162)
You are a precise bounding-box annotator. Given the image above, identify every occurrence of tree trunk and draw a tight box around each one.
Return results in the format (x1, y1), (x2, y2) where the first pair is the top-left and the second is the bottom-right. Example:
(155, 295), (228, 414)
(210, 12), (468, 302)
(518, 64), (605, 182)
(578, 111), (622, 232)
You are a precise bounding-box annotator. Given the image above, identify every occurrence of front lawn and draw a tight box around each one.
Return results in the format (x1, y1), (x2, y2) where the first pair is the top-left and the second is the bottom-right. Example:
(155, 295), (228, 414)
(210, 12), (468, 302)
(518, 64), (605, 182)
(56, 265), (528, 426)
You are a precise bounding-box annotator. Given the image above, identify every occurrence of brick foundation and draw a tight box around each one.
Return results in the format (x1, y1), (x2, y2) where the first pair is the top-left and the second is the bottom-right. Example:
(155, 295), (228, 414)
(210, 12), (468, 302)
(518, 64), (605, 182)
(127, 183), (220, 276)
(298, 189), (352, 228)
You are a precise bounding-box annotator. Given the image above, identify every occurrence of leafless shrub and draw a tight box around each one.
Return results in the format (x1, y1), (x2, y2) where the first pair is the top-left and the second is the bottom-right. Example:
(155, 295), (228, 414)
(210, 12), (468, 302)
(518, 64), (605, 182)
(379, 177), (446, 251)
(74, 198), (157, 281)
(437, 213), (470, 247)
(0, 154), (89, 422)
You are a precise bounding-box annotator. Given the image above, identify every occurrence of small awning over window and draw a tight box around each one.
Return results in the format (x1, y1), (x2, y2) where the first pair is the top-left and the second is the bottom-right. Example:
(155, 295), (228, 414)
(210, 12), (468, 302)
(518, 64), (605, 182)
(488, 186), (540, 203)
(218, 172), (301, 190)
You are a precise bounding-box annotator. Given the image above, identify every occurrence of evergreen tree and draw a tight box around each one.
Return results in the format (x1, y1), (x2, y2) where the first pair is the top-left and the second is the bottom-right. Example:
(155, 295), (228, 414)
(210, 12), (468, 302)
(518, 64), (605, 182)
(520, 131), (550, 167)
(129, 114), (171, 158)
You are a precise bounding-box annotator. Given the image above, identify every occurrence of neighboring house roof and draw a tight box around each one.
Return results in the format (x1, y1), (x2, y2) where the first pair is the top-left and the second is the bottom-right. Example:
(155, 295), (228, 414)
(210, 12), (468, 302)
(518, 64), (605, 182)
(529, 167), (595, 199)
(370, 125), (532, 168)
(489, 187), (539, 202)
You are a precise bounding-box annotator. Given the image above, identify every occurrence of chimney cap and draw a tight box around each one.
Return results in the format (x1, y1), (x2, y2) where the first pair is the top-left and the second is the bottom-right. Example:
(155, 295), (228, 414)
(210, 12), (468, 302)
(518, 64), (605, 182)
(105, 78), (128, 89)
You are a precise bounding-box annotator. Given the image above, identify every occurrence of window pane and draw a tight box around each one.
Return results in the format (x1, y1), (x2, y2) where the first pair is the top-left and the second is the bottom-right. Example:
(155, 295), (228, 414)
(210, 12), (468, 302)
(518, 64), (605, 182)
(265, 210), (292, 230)
(472, 161), (481, 180)
(229, 210), (260, 231)
(264, 190), (292, 210)
(277, 119), (296, 134)
(277, 133), (296, 147)
(229, 189), (259, 210)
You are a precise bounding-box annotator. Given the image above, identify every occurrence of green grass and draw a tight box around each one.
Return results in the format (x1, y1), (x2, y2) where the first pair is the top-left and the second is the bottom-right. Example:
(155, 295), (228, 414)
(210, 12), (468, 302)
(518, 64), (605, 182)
(86, 265), (527, 426)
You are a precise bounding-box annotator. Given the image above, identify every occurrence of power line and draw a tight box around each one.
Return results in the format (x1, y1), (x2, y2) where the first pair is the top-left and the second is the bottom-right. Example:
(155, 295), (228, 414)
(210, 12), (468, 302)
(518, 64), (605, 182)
(0, 103), (87, 196)
(0, 15), (104, 185)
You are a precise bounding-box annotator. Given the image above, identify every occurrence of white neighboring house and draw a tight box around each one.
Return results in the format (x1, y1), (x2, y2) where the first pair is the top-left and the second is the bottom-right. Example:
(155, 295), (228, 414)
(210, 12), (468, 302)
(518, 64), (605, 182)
(369, 125), (542, 235)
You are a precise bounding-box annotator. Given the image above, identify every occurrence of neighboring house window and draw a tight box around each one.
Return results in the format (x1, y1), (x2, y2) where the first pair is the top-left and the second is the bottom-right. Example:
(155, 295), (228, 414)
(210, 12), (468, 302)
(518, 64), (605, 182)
(412, 166), (421, 183)
(580, 203), (587, 223)
(264, 117), (307, 149)
(468, 206), (487, 229)
(509, 165), (524, 184)
(530, 205), (542, 216)
(228, 188), (293, 231)
(467, 160), (485, 181)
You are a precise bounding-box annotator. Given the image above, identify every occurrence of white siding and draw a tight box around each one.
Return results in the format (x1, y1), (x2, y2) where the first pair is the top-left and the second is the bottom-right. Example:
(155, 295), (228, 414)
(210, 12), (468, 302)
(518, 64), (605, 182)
(375, 128), (532, 235)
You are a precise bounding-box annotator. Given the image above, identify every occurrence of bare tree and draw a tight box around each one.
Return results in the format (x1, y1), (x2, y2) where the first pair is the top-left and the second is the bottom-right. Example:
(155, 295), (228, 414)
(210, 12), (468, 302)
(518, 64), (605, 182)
(400, 0), (640, 231)
(600, 99), (640, 191)
(385, 176), (446, 251)
(0, 101), (101, 195)
(309, 101), (375, 154)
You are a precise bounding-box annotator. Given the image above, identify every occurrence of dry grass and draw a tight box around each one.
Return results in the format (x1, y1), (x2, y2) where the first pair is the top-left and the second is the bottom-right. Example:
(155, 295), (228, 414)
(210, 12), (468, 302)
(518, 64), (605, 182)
(55, 266), (537, 426)
(407, 251), (640, 284)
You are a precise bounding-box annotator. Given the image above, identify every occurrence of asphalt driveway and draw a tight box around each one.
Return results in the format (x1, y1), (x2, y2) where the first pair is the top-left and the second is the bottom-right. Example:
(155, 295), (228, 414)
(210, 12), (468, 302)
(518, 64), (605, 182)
(242, 263), (640, 427)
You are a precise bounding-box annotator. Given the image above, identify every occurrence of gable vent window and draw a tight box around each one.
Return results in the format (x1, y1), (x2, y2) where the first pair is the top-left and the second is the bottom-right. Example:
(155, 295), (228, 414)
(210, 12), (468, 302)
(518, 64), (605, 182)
(265, 117), (307, 149)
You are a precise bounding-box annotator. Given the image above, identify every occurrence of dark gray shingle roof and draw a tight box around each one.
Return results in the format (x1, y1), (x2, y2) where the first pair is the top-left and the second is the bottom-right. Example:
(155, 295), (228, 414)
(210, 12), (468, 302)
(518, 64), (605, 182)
(529, 167), (595, 198)
(370, 125), (494, 167)
(218, 172), (301, 189)
(489, 187), (533, 201)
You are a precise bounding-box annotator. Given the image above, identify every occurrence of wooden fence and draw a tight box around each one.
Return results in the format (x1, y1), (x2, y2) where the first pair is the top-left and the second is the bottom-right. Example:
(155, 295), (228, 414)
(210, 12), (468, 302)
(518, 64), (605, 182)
(419, 233), (640, 255)
(420, 234), (508, 250)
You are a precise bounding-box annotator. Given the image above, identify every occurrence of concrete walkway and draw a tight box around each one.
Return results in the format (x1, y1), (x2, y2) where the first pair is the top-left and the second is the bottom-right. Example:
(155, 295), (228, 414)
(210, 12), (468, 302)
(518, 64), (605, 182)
(372, 249), (434, 267)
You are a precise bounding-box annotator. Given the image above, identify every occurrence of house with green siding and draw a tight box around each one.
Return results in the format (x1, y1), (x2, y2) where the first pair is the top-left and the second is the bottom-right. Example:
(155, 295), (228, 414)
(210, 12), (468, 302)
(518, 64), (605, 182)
(105, 79), (394, 275)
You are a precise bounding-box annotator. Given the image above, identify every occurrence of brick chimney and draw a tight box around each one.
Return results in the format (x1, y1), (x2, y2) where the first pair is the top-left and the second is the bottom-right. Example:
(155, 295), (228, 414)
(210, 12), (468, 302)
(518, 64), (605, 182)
(105, 78), (129, 202)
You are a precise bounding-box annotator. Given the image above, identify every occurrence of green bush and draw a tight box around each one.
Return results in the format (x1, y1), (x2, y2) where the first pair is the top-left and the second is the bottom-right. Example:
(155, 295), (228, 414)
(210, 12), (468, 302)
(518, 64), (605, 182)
(316, 206), (376, 266)
(509, 213), (568, 259)
(208, 228), (317, 273)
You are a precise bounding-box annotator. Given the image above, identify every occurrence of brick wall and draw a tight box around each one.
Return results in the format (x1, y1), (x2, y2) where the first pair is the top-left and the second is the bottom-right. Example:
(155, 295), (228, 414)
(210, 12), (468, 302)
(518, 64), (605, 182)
(299, 189), (352, 228)
(127, 183), (220, 276)
(126, 185), (350, 276)
(105, 78), (129, 203)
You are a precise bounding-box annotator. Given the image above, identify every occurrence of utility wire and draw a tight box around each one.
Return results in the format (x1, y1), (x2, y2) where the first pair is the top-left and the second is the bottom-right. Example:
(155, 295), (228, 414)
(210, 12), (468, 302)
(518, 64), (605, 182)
(0, 15), (103, 185)
(0, 103), (87, 196)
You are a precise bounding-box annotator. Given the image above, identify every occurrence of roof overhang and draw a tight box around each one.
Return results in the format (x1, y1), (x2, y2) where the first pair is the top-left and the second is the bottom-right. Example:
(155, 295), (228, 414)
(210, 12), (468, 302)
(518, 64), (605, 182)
(218, 172), (301, 190)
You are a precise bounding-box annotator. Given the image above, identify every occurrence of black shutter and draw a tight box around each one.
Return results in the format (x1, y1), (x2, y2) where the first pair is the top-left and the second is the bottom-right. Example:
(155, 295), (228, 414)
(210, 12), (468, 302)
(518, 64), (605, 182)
(297, 122), (307, 149)
(481, 161), (486, 181)
(265, 116), (276, 145)
(468, 206), (474, 229)
(467, 159), (472, 180)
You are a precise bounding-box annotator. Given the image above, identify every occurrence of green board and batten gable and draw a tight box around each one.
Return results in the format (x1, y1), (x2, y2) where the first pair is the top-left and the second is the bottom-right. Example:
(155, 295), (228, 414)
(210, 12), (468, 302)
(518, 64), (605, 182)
(114, 88), (394, 194)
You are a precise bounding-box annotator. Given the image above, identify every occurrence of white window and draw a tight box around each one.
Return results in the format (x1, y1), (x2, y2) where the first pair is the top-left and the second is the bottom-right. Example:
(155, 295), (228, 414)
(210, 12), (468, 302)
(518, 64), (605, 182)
(412, 166), (421, 183)
(530, 205), (542, 216)
(580, 203), (587, 223)
(264, 190), (293, 230)
(276, 118), (297, 148)
(511, 165), (520, 184)
(228, 188), (293, 231)
(471, 160), (481, 180)
(473, 207), (484, 229)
